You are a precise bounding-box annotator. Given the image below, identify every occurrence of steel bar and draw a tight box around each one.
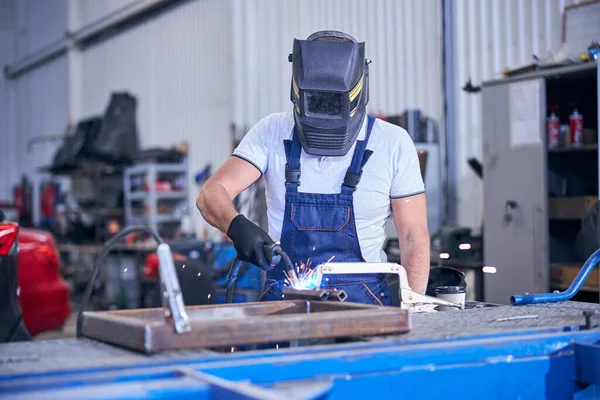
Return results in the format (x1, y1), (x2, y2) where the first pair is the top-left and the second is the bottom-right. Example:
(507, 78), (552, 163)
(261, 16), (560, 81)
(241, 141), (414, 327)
(282, 288), (347, 302)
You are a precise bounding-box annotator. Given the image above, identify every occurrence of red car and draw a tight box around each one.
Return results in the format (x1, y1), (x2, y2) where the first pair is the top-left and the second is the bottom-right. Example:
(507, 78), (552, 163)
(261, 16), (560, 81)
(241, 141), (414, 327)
(0, 210), (70, 341)
(18, 227), (71, 335)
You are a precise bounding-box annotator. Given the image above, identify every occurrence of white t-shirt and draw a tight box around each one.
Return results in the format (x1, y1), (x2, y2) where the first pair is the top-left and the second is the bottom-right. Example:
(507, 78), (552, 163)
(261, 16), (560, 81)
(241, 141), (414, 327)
(233, 111), (425, 262)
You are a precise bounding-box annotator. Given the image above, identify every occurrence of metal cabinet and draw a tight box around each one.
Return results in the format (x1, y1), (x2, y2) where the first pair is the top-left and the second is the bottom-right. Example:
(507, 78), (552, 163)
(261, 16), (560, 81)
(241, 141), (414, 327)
(481, 63), (600, 304)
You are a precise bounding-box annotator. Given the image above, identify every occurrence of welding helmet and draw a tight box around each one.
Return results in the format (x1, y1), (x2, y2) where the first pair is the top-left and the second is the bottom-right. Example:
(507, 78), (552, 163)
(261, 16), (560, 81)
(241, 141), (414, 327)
(289, 30), (370, 157)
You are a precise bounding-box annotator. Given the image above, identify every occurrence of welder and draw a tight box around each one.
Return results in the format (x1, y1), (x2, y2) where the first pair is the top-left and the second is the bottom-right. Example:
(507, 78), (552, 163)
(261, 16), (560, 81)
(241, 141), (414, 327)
(197, 30), (429, 306)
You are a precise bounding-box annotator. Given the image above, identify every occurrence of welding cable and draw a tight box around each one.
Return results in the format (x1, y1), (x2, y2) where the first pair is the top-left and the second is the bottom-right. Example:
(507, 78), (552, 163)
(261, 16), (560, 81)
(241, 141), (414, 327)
(275, 247), (297, 284)
(511, 247), (600, 305)
(225, 244), (291, 303)
(76, 226), (163, 337)
(225, 258), (246, 303)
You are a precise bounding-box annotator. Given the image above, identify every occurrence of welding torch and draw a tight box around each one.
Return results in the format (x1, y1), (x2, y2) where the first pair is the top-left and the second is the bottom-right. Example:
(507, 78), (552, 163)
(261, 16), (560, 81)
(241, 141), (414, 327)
(225, 243), (297, 303)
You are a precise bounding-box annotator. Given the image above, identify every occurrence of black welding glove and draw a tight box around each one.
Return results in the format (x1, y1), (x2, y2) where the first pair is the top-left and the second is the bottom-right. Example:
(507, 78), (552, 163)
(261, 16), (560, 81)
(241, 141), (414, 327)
(227, 214), (275, 270)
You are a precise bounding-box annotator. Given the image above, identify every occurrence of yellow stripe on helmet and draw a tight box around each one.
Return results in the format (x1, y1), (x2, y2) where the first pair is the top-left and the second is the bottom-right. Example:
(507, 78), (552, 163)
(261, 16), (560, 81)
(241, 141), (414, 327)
(292, 79), (300, 99)
(349, 74), (364, 102)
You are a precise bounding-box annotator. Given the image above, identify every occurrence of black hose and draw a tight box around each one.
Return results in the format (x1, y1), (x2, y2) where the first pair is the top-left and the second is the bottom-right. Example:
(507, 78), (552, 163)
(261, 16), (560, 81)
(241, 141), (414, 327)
(76, 225), (163, 337)
(225, 246), (296, 304)
(278, 249), (295, 274)
(225, 258), (246, 303)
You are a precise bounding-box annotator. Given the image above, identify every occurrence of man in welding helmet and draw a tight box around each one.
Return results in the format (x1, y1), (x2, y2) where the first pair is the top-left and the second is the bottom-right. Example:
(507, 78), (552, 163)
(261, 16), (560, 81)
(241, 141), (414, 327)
(197, 31), (429, 305)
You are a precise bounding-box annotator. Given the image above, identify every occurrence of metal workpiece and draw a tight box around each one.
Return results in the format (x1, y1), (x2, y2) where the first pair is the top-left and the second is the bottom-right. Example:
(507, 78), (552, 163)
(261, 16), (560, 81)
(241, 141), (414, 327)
(80, 300), (409, 353)
(316, 262), (462, 311)
(282, 288), (348, 302)
(157, 243), (191, 334)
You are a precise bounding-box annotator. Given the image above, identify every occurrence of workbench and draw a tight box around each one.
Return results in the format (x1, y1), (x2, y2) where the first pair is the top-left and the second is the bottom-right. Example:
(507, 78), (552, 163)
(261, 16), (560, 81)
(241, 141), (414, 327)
(1, 301), (599, 399)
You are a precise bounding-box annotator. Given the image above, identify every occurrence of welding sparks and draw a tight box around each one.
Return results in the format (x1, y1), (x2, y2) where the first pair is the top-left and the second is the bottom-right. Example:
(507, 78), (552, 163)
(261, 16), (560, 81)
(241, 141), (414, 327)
(312, 245), (316, 251)
(284, 259), (317, 290)
(284, 256), (336, 290)
(182, 264), (185, 268)
(231, 347), (235, 352)
(276, 344), (279, 349)
(207, 294), (211, 299)
(124, 268), (128, 272)
(197, 272), (201, 276)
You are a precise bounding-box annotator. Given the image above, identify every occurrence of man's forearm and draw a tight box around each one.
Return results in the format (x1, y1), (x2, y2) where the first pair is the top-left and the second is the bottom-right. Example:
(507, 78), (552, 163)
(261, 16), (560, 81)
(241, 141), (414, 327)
(196, 182), (239, 233)
(399, 232), (430, 294)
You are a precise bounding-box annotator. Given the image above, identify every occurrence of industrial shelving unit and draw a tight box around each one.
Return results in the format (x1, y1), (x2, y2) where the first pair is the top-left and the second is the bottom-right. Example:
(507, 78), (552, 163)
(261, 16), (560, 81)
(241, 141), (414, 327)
(124, 162), (189, 239)
(481, 62), (600, 305)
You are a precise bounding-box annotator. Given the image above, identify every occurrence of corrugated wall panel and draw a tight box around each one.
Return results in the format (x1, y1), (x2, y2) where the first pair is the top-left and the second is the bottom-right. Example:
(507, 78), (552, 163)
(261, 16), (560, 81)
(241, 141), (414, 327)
(0, 0), (16, 200)
(14, 0), (67, 59)
(232, 0), (443, 131)
(78, 0), (142, 29)
(453, 0), (579, 229)
(9, 56), (68, 222)
(81, 0), (232, 235)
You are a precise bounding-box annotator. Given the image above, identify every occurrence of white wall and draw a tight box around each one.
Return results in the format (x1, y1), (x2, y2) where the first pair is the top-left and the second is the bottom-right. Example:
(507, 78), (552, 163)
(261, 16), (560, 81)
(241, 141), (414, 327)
(14, 0), (67, 58)
(231, 0), (443, 131)
(452, 0), (583, 229)
(0, 0), (17, 200)
(77, 0), (142, 28)
(80, 0), (232, 235)
(2, 0), (587, 231)
(0, 0), (69, 221)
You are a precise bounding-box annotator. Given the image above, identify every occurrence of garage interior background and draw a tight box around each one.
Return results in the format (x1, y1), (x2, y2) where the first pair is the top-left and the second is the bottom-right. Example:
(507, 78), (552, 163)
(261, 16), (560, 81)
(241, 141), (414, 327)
(0, 0), (583, 237)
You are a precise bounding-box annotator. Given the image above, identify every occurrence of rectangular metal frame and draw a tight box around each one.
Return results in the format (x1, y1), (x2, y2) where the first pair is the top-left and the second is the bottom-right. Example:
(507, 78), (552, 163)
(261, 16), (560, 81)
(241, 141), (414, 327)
(80, 300), (410, 353)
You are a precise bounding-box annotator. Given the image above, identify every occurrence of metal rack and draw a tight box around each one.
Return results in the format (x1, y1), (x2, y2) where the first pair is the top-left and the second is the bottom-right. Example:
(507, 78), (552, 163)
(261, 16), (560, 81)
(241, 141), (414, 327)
(124, 162), (188, 238)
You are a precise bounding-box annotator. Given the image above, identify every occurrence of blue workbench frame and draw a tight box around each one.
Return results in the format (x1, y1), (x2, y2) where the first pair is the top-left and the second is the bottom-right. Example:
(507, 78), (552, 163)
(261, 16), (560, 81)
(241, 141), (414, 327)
(1, 326), (599, 399)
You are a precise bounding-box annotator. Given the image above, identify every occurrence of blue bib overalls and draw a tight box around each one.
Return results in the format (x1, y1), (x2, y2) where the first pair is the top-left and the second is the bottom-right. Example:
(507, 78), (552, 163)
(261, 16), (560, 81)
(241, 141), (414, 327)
(259, 116), (392, 306)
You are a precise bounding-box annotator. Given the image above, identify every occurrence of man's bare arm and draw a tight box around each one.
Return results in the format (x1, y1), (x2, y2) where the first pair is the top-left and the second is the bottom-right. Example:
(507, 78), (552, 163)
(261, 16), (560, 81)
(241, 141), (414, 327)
(391, 193), (430, 294)
(196, 157), (262, 233)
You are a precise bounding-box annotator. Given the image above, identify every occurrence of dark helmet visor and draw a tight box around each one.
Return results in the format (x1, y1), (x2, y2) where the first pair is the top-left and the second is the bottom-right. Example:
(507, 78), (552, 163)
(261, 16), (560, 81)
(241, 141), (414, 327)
(304, 91), (344, 118)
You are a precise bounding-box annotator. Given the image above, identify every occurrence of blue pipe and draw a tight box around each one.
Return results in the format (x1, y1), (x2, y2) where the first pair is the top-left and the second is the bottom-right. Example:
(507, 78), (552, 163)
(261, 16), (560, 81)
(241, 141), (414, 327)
(511, 248), (600, 305)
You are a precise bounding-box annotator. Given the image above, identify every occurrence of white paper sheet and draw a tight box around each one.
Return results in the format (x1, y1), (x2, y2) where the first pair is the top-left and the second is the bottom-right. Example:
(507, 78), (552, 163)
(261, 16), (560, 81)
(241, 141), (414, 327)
(509, 80), (542, 148)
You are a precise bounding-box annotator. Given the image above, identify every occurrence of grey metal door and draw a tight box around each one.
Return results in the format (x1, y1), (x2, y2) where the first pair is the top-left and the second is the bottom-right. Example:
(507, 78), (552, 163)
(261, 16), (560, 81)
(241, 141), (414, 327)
(482, 78), (548, 304)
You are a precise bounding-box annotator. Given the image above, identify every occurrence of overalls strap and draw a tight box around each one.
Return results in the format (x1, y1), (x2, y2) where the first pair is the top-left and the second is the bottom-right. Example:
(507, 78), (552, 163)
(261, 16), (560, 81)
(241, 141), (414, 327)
(341, 115), (376, 195)
(283, 132), (303, 193)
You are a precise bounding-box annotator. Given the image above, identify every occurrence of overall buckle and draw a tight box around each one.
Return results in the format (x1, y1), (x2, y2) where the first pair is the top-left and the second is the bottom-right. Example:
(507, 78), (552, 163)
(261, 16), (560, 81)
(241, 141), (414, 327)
(285, 165), (301, 184)
(343, 170), (362, 190)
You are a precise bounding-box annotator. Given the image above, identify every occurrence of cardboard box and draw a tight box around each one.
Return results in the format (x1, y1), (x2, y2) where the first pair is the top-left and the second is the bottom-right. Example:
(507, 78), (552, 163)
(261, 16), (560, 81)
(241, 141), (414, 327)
(548, 196), (598, 220)
(550, 263), (599, 292)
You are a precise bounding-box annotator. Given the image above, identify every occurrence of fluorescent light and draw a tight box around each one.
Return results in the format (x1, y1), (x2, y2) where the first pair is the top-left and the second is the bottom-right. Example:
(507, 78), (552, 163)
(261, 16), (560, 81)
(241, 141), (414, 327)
(439, 253), (450, 259)
(483, 266), (497, 274)
(459, 243), (471, 250)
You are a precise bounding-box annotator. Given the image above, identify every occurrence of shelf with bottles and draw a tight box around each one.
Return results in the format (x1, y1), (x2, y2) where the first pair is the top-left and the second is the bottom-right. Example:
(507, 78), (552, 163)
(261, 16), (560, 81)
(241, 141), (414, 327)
(545, 66), (598, 152)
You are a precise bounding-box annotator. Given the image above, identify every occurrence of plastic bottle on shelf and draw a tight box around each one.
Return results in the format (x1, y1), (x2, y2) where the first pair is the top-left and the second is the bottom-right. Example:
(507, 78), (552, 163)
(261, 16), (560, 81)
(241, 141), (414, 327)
(569, 109), (584, 147)
(547, 107), (560, 148)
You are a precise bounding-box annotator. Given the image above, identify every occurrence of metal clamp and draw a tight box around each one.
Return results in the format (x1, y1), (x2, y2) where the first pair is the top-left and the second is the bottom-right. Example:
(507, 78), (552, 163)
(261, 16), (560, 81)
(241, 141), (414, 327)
(315, 262), (462, 312)
(157, 243), (191, 333)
